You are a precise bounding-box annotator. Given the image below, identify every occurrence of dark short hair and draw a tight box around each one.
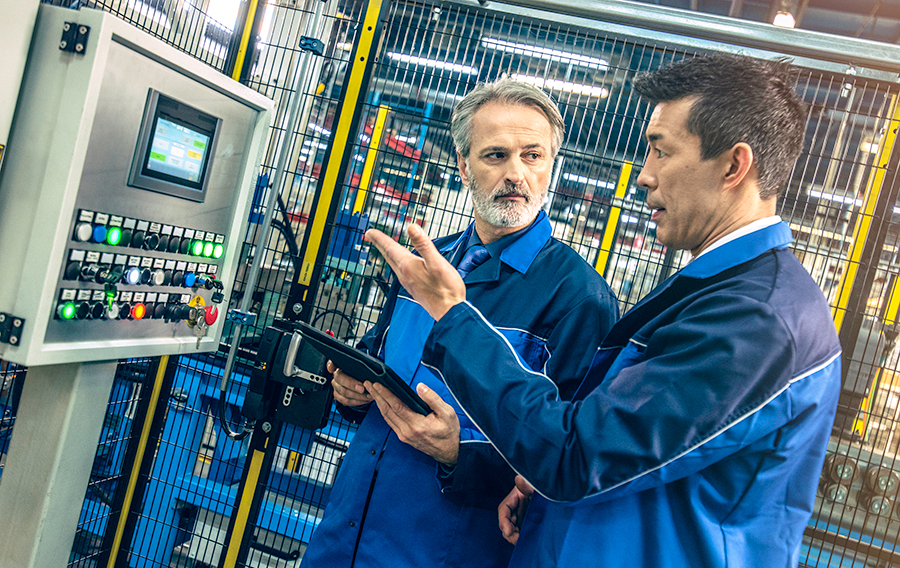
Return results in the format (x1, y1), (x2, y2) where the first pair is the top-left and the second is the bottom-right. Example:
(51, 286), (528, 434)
(451, 77), (565, 158)
(632, 53), (806, 199)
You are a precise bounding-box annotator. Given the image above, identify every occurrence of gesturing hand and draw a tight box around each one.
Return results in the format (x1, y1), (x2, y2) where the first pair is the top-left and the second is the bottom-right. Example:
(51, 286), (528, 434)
(365, 225), (466, 322)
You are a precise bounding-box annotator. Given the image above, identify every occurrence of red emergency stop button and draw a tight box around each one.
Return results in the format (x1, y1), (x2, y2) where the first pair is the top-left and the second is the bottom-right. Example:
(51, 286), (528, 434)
(204, 305), (219, 325)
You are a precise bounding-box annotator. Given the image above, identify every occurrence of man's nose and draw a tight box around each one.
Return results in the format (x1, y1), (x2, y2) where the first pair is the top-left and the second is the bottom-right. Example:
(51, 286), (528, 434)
(504, 158), (526, 185)
(636, 167), (655, 190)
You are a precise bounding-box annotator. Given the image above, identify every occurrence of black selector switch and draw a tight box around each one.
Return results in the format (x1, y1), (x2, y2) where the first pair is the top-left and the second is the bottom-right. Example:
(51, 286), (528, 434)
(80, 263), (101, 282)
(143, 233), (160, 251)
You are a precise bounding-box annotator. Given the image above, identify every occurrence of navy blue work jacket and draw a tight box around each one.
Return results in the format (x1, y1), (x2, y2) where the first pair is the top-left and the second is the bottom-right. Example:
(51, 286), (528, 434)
(424, 221), (842, 567)
(302, 211), (618, 568)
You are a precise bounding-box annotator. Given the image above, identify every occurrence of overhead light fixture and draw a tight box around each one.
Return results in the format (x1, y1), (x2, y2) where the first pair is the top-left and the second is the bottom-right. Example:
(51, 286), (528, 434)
(562, 172), (615, 190)
(482, 37), (608, 71)
(511, 74), (609, 98)
(386, 52), (479, 75)
(307, 123), (331, 136)
(772, 11), (796, 28)
(771, 0), (798, 28)
(809, 189), (860, 207)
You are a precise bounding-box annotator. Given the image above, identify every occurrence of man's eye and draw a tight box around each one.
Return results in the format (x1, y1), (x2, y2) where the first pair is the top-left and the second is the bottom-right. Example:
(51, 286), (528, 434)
(656, 149), (665, 159)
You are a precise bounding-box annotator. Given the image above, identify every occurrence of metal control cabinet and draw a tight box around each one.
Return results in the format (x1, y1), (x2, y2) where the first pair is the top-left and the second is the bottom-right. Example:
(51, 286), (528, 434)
(0, 5), (272, 366)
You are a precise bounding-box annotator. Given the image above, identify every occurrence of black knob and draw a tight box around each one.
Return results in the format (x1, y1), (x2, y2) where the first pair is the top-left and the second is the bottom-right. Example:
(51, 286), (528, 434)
(172, 270), (184, 287)
(167, 236), (181, 253)
(153, 303), (167, 319)
(118, 302), (131, 320)
(157, 234), (170, 251)
(178, 238), (191, 255)
(139, 268), (152, 285)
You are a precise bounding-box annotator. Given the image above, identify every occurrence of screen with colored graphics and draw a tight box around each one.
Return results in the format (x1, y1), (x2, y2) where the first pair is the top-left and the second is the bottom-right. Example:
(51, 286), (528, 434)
(147, 118), (210, 183)
(128, 90), (221, 202)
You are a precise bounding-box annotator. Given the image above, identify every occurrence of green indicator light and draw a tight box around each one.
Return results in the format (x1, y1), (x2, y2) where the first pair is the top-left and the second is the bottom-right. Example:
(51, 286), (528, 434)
(59, 302), (76, 320)
(192, 240), (205, 256)
(106, 226), (123, 246)
(203, 242), (214, 257)
(212, 243), (224, 259)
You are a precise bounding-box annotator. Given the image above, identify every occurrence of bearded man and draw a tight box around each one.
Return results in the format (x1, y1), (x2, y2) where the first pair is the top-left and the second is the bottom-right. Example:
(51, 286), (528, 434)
(301, 78), (618, 568)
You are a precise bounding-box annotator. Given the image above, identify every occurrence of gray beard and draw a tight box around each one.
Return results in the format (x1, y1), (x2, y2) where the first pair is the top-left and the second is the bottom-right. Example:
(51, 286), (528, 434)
(469, 178), (546, 228)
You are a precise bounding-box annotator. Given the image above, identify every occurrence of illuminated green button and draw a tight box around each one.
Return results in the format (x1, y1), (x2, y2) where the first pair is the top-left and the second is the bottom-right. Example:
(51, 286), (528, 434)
(202, 241), (214, 257)
(212, 243), (224, 259)
(106, 226), (123, 246)
(58, 301), (77, 320)
(191, 240), (205, 256)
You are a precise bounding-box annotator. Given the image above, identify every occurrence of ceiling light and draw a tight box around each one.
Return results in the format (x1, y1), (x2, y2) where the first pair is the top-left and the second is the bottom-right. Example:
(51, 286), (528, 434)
(563, 172), (615, 190)
(511, 74), (608, 98)
(386, 52), (479, 75)
(772, 11), (796, 28)
(482, 37), (608, 71)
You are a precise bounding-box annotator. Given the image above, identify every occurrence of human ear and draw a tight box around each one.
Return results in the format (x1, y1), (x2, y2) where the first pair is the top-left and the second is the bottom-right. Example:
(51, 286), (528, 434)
(456, 151), (470, 187)
(723, 142), (754, 190)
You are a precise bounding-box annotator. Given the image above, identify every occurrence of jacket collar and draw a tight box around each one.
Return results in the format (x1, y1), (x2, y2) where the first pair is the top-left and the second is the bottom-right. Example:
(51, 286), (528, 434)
(438, 210), (552, 282)
(678, 220), (793, 279)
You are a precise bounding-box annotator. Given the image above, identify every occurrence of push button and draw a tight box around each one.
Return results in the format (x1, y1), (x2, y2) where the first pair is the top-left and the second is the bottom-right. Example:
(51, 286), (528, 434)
(74, 222), (94, 242)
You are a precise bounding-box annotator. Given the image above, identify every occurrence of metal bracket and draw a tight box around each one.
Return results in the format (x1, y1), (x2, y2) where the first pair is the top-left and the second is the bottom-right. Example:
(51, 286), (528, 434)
(0, 313), (25, 346)
(60, 22), (90, 54)
(227, 309), (257, 326)
(298, 36), (324, 55)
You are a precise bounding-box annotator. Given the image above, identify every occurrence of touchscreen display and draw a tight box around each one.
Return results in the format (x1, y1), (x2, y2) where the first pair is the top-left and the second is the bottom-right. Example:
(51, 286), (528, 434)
(147, 118), (211, 184)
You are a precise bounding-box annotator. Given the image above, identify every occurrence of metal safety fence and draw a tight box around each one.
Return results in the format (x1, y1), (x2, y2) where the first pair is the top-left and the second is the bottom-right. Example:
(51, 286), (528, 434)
(0, 0), (899, 566)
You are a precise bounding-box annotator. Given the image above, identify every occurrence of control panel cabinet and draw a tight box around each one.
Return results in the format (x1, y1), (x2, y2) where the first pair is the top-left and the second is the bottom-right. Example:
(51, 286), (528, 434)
(0, 5), (273, 365)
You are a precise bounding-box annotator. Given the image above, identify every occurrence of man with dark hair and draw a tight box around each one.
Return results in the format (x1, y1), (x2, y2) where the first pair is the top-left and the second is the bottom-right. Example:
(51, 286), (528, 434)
(365, 53), (841, 567)
(301, 78), (618, 567)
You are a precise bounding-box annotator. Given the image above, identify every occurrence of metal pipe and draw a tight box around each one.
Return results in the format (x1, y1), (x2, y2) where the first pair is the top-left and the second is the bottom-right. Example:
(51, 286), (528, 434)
(218, 0), (329, 439)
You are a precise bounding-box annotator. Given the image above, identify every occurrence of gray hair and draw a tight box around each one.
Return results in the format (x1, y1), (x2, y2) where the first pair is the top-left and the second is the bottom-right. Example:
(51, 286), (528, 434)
(450, 78), (565, 158)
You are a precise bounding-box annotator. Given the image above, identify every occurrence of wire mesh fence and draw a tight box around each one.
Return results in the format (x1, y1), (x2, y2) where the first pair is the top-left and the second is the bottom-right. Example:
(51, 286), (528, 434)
(1, 0), (899, 565)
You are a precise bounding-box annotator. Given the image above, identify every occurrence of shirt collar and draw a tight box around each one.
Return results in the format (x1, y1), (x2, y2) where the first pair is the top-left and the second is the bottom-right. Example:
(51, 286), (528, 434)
(438, 209), (552, 276)
(679, 217), (792, 279)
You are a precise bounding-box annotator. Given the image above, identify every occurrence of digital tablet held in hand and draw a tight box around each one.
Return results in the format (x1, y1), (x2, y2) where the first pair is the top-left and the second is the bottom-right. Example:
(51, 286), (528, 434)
(295, 321), (431, 416)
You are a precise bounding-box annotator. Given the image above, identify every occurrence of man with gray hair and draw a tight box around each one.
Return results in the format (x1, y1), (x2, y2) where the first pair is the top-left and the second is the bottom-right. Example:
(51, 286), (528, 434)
(301, 78), (618, 567)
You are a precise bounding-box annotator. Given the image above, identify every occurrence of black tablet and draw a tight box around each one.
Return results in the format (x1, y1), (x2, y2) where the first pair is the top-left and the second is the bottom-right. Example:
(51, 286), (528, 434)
(295, 321), (431, 415)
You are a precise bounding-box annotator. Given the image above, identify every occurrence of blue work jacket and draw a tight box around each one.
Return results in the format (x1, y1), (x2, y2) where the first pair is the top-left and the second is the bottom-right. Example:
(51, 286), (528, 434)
(424, 221), (842, 567)
(302, 211), (618, 568)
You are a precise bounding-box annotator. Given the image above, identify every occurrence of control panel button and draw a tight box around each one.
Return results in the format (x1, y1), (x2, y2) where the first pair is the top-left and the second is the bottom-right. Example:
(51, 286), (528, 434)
(125, 267), (142, 286)
(92, 225), (108, 244)
(106, 303), (121, 320)
(76, 301), (91, 320)
(202, 242), (214, 258)
(151, 269), (167, 286)
(212, 243), (224, 259)
(204, 305), (219, 325)
(183, 272), (197, 288)
(167, 236), (181, 253)
(130, 230), (146, 248)
(139, 268), (152, 285)
(130, 303), (146, 320)
(118, 302), (132, 320)
(152, 303), (167, 319)
(191, 240), (205, 256)
(157, 234), (170, 251)
(74, 222), (94, 242)
(57, 302), (77, 320)
(171, 270), (184, 287)
(65, 261), (82, 281)
(106, 226), (124, 246)
(178, 239), (191, 255)
(119, 229), (133, 247)
(89, 302), (106, 320)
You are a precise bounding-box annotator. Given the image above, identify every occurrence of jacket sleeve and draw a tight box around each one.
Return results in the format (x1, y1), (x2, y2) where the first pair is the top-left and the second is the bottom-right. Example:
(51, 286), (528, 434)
(334, 277), (401, 424)
(438, 290), (619, 501)
(423, 293), (799, 503)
